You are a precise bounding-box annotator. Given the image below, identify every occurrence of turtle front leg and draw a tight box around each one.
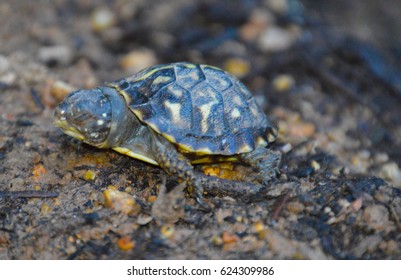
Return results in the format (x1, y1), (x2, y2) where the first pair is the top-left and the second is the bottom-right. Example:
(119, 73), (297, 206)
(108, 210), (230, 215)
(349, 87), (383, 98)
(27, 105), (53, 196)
(150, 131), (208, 209)
(239, 147), (281, 185)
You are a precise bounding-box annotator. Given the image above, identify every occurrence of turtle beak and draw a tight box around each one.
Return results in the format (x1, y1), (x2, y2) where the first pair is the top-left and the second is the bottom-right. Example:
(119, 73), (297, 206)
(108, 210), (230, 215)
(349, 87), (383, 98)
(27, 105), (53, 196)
(54, 105), (85, 141)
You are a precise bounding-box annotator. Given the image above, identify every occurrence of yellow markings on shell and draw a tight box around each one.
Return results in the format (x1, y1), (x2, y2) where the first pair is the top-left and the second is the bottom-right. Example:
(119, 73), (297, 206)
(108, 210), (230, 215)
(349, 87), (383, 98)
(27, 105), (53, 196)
(203, 64), (221, 71)
(194, 147), (213, 155)
(105, 83), (132, 103)
(152, 75), (172, 85)
(162, 133), (176, 144)
(232, 95), (243, 106)
(113, 147), (158, 166)
(163, 100), (182, 124)
(182, 63), (197, 68)
(132, 108), (144, 120)
(146, 122), (161, 134)
(271, 127), (278, 137)
(199, 94), (219, 134)
(199, 104), (212, 133)
(231, 108), (241, 119)
(238, 144), (252, 153)
(177, 143), (195, 153)
(250, 105), (259, 117)
(170, 86), (184, 97)
(116, 89), (132, 104)
(256, 136), (268, 147)
(134, 65), (173, 81)
(267, 131), (277, 142)
(216, 77), (230, 89)
(188, 71), (199, 81)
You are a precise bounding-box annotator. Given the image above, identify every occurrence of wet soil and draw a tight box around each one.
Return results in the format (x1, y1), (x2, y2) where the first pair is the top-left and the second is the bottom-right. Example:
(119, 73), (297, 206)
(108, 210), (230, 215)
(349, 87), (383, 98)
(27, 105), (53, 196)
(0, 0), (400, 259)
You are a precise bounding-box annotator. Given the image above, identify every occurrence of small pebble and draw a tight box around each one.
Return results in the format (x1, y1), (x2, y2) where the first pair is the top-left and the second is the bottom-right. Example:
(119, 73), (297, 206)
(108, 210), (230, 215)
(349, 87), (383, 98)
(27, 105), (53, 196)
(350, 198), (363, 212)
(40, 203), (52, 215)
(287, 201), (304, 214)
(379, 162), (401, 185)
(280, 143), (293, 153)
(351, 152), (371, 173)
(222, 231), (239, 244)
(120, 49), (157, 74)
(267, 0), (289, 14)
(235, 216), (243, 223)
(124, 186), (133, 193)
(374, 153), (389, 163)
(32, 164), (47, 180)
(253, 221), (267, 240)
(362, 205), (392, 232)
(258, 27), (297, 52)
(211, 235), (223, 246)
(224, 57), (250, 78)
(160, 225), (174, 239)
(310, 160), (320, 171)
(379, 240), (399, 255)
(83, 170), (96, 181)
(239, 10), (272, 41)
(289, 122), (316, 138)
(103, 188), (141, 215)
(90, 8), (116, 32)
(326, 217), (337, 225)
(38, 45), (73, 65)
(136, 214), (153, 225)
(0, 72), (16, 86)
(117, 236), (135, 251)
(272, 74), (295, 92)
(338, 199), (351, 210)
(0, 55), (10, 73)
(50, 80), (76, 102)
(253, 221), (265, 233)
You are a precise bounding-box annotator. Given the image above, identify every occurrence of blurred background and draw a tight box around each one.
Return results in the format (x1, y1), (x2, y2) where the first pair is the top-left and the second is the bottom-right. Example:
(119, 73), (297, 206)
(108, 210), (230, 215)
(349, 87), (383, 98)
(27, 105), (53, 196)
(1, 0), (400, 80)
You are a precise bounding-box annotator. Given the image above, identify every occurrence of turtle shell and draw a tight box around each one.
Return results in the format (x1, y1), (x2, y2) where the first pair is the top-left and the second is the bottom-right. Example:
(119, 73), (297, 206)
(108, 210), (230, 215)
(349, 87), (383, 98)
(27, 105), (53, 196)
(108, 62), (276, 155)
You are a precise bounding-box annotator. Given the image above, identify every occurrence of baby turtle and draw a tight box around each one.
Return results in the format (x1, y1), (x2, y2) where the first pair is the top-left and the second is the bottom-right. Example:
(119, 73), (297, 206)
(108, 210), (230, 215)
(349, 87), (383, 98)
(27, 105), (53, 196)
(54, 62), (281, 205)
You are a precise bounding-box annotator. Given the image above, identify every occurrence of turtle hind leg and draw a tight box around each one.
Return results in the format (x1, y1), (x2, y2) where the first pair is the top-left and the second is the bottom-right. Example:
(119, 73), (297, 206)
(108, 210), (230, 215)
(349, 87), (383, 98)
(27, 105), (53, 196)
(239, 147), (281, 185)
(150, 131), (209, 210)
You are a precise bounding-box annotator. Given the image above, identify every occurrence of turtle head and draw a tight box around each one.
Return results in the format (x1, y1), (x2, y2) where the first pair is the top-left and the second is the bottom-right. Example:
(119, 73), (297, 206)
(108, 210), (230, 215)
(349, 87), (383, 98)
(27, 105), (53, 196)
(54, 87), (115, 147)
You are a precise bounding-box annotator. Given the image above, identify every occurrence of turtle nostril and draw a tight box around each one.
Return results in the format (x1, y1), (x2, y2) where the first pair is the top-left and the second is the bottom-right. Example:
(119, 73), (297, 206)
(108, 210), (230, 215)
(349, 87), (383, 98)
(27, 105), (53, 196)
(54, 104), (66, 120)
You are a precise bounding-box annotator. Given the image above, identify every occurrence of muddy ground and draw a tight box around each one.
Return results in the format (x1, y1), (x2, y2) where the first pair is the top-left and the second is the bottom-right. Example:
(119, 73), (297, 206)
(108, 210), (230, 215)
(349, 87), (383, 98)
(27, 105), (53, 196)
(0, 0), (400, 259)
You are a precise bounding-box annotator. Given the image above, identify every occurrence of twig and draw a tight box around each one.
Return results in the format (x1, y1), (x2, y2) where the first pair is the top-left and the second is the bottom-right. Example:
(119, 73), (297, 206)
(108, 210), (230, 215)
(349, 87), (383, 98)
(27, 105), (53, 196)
(270, 191), (291, 221)
(0, 190), (58, 199)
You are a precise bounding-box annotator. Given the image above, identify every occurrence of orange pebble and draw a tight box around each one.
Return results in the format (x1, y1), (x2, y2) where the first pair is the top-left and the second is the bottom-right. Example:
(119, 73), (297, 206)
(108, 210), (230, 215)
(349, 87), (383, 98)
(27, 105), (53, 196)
(117, 236), (135, 251)
(32, 164), (46, 180)
(222, 232), (239, 244)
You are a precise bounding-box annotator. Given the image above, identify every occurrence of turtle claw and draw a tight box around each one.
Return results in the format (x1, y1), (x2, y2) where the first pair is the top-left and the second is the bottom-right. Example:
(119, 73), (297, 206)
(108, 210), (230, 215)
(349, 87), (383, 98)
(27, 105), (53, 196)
(256, 167), (279, 186)
(195, 195), (212, 212)
(240, 147), (282, 185)
(189, 177), (211, 211)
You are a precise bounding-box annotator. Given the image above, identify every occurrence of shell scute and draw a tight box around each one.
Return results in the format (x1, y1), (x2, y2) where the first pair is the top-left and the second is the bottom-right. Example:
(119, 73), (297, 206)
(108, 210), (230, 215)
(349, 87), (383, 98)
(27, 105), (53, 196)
(175, 64), (206, 90)
(201, 65), (233, 91)
(111, 62), (274, 155)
